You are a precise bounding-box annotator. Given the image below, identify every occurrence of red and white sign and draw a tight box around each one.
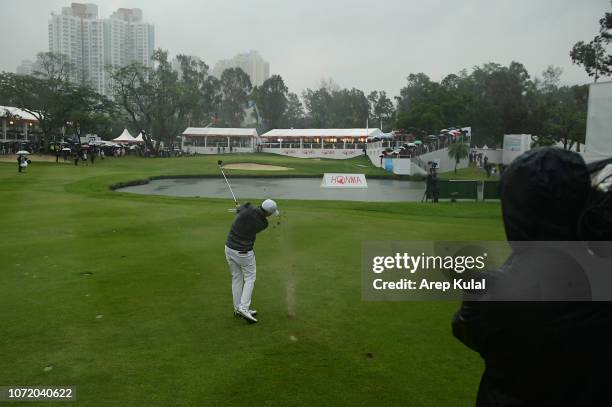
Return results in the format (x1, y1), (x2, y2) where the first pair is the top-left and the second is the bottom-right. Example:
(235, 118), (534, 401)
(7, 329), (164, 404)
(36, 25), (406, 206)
(321, 173), (368, 188)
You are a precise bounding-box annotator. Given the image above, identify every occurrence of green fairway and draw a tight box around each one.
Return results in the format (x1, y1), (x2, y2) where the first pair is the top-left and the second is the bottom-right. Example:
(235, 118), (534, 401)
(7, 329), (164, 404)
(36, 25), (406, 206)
(0, 154), (504, 406)
(439, 164), (499, 180)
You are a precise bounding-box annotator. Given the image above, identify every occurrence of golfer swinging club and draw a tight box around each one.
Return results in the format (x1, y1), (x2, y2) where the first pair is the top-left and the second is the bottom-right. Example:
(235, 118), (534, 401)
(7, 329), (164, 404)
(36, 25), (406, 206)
(225, 198), (279, 323)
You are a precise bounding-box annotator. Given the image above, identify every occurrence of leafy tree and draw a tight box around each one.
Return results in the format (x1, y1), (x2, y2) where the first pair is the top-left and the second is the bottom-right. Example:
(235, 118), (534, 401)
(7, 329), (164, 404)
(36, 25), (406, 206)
(64, 85), (117, 146)
(570, 37), (612, 82)
(541, 65), (563, 91)
(395, 62), (542, 147)
(543, 85), (588, 151)
(151, 50), (184, 150)
(253, 75), (288, 130)
(302, 87), (333, 127)
(33, 52), (74, 83)
(0, 52), (114, 152)
(395, 73), (447, 134)
(447, 141), (469, 173)
(111, 50), (221, 152)
(473, 62), (531, 141)
(0, 73), (61, 150)
(282, 92), (305, 128)
(395, 73), (434, 112)
(367, 91), (394, 130)
(174, 54), (222, 127)
(524, 66), (588, 151)
(570, 12), (612, 82)
(318, 77), (341, 93)
(302, 82), (370, 128)
(219, 68), (252, 127)
(110, 61), (157, 151)
(330, 88), (369, 128)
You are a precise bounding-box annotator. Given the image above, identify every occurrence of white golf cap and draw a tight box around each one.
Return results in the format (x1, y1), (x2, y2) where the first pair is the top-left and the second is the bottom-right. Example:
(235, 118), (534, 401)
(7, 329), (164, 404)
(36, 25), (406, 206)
(261, 199), (280, 216)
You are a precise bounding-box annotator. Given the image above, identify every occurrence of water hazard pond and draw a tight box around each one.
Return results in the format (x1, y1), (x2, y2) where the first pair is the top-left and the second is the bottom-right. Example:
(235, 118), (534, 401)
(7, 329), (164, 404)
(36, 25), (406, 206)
(118, 177), (427, 202)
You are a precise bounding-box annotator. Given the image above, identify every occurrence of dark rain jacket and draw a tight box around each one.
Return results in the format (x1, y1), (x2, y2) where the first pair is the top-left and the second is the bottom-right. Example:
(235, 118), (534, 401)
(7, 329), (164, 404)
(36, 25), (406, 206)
(225, 202), (268, 251)
(452, 148), (612, 406)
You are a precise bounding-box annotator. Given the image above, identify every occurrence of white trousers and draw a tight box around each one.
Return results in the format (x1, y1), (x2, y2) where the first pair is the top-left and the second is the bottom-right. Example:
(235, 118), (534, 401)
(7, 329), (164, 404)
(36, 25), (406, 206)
(224, 245), (257, 312)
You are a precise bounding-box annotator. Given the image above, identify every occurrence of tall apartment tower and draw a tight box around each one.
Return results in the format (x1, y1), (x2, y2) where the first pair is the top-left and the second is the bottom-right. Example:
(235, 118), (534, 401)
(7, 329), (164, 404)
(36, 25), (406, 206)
(106, 8), (155, 68)
(48, 3), (104, 90)
(213, 51), (270, 87)
(48, 3), (154, 96)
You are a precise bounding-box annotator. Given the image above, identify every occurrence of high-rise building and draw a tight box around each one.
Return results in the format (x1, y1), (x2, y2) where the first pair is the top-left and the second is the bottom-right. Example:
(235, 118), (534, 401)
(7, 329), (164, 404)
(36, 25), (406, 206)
(16, 60), (37, 76)
(48, 3), (154, 96)
(212, 51), (270, 87)
(106, 8), (155, 69)
(48, 4), (102, 88)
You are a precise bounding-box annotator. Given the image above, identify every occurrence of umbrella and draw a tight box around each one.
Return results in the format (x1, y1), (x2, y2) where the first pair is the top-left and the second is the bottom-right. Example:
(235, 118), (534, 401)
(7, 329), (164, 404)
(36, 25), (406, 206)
(414, 140), (423, 145)
(61, 148), (71, 151)
(16, 150), (30, 155)
(407, 143), (417, 147)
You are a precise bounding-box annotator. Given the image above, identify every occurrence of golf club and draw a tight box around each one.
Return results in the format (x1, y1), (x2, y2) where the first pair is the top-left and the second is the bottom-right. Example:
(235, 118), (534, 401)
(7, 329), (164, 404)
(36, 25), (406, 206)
(218, 160), (238, 210)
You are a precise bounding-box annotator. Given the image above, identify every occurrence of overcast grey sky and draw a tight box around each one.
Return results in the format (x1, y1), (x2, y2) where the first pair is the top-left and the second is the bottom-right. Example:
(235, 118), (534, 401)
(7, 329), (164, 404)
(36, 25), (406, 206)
(1, 0), (609, 97)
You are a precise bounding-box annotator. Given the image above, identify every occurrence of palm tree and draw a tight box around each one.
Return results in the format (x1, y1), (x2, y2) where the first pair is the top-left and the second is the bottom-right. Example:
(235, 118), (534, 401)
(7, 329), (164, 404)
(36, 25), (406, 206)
(447, 142), (469, 173)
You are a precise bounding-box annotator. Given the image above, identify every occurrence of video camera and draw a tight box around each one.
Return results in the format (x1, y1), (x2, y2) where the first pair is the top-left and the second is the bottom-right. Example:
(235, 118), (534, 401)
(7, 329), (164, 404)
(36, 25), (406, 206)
(427, 161), (438, 174)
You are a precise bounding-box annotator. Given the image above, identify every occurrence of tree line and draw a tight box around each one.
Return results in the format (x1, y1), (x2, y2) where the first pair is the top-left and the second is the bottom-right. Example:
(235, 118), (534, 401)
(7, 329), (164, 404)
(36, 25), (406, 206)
(0, 10), (609, 153)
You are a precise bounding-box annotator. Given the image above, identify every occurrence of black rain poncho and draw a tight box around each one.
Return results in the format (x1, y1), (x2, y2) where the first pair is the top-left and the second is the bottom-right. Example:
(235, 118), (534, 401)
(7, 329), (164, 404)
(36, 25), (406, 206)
(452, 148), (612, 406)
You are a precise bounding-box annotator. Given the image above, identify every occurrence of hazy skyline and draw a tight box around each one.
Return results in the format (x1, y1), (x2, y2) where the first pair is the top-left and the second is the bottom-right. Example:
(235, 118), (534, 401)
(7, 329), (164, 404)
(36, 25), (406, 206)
(1, 0), (610, 97)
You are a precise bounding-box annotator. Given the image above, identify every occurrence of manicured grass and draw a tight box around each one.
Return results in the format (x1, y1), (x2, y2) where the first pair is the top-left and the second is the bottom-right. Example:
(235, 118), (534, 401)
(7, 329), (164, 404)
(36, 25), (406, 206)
(0, 154), (504, 406)
(439, 164), (501, 180)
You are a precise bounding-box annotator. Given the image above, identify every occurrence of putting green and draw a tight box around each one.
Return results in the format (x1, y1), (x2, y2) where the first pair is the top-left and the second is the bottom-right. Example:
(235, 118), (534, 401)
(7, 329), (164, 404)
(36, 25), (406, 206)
(0, 154), (504, 406)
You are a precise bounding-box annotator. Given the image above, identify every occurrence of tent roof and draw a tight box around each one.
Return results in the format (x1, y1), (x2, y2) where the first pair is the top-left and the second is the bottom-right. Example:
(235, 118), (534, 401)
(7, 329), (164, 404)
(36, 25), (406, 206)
(113, 128), (136, 142)
(134, 133), (144, 142)
(182, 127), (258, 137)
(260, 128), (382, 138)
(0, 105), (39, 121)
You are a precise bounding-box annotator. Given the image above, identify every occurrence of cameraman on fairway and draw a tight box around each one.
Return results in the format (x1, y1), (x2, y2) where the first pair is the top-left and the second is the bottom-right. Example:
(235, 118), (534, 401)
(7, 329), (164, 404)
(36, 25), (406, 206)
(225, 199), (279, 323)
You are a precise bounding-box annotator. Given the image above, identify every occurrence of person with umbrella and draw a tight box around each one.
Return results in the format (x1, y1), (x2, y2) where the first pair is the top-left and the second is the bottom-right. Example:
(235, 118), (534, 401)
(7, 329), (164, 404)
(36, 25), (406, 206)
(16, 150), (29, 173)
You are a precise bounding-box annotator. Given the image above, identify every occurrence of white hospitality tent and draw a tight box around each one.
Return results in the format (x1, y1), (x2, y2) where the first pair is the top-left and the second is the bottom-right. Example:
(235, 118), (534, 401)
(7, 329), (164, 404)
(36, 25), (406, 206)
(0, 105), (40, 142)
(181, 127), (258, 151)
(112, 128), (136, 144)
(260, 128), (383, 148)
(134, 133), (145, 143)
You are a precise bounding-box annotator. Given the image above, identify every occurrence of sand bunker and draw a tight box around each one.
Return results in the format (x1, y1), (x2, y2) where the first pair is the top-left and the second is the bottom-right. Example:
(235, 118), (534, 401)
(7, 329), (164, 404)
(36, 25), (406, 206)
(223, 163), (293, 171)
